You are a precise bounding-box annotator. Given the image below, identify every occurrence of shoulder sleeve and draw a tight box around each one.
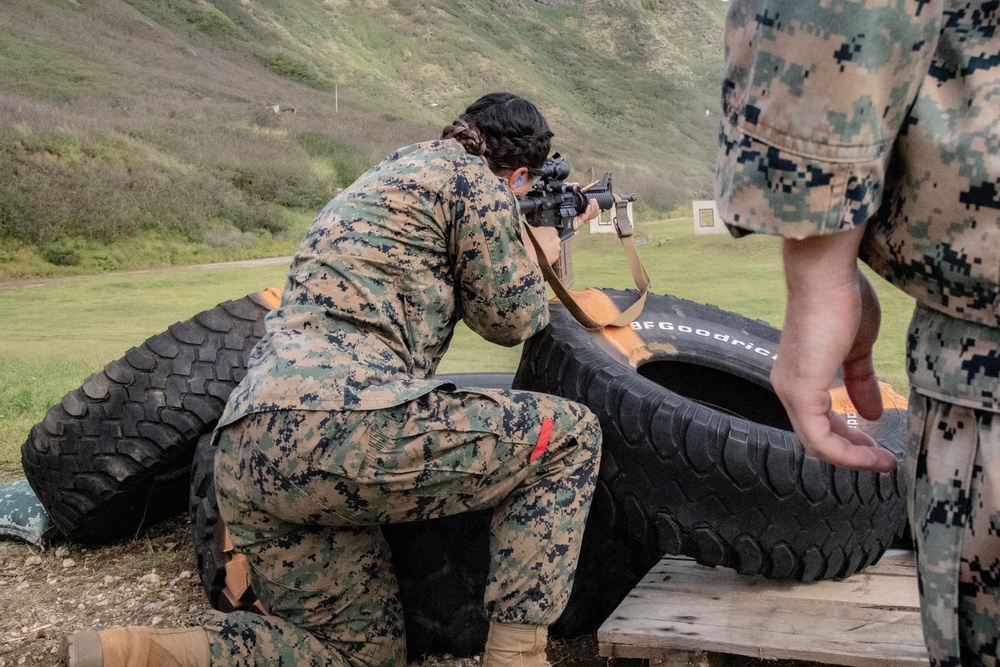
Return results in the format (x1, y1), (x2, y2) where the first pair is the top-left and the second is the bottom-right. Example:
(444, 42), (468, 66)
(714, 0), (941, 239)
(448, 163), (549, 346)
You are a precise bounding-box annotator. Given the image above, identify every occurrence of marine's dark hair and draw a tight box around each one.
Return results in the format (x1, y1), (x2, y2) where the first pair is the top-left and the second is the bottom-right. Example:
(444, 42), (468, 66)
(441, 92), (553, 172)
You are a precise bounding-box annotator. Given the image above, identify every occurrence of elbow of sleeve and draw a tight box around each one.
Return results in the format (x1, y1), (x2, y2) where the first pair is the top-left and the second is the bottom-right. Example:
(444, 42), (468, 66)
(464, 304), (549, 347)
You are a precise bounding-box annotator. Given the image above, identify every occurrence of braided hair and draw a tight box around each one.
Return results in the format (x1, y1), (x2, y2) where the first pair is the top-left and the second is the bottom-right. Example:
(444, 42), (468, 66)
(441, 92), (553, 173)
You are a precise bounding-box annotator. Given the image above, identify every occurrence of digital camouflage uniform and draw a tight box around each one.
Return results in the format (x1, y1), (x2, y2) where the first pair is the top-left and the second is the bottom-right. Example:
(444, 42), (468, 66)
(204, 140), (602, 666)
(716, 1), (1000, 664)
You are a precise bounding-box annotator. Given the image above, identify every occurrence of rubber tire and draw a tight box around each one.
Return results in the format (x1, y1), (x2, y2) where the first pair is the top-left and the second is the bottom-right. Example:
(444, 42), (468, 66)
(21, 289), (280, 544)
(189, 432), (266, 615)
(511, 288), (909, 636)
(188, 372), (512, 659)
(188, 290), (909, 646)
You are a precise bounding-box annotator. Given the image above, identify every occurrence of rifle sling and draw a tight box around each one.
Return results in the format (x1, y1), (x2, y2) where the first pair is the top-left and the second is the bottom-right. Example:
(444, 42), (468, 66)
(522, 222), (650, 330)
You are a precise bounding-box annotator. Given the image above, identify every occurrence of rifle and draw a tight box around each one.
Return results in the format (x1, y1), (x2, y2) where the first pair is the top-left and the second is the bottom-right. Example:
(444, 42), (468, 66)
(517, 154), (637, 242)
(517, 155), (650, 330)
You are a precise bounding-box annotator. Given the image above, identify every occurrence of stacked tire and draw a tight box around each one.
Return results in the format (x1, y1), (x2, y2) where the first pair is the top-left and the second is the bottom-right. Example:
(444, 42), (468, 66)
(22, 287), (910, 657)
(511, 288), (909, 635)
(21, 289), (281, 543)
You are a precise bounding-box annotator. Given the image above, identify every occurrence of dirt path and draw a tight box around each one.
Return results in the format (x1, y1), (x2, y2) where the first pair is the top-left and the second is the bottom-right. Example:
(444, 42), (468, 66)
(0, 256), (293, 292)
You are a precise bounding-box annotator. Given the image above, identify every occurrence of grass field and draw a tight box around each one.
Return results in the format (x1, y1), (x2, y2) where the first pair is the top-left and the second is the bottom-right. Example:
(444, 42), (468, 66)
(0, 0), (728, 278)
(0, 217), (916, 482)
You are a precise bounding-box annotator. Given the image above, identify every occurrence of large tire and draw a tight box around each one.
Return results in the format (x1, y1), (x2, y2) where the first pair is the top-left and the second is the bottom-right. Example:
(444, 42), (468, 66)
(511, 288), (910, 636)
(188, 373), (512, 659)
(22, 289), (282, 543)
(189, 433), (266, 615)
(188, 291), (909, 649)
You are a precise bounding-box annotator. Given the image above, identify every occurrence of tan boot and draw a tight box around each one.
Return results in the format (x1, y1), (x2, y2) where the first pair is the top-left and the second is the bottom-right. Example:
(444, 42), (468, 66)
(481, 621), (548, 667)
(61, 626), (211, 667)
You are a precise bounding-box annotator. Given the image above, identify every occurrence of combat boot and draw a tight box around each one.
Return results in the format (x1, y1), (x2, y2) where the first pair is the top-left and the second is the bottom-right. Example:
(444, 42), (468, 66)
(61, 626), (211, 667)
(481, 621), (548, 667)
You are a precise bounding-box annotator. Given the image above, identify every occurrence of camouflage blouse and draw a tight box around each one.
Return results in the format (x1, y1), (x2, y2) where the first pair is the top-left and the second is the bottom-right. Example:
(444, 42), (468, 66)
(715, 0), (1000, 410)
(219, 140), (548, 423)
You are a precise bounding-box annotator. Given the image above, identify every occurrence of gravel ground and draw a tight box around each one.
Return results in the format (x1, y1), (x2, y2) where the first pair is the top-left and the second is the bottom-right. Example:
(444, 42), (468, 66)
(0, 516), (207, 665)
(1, 514), (836, 667)
(0, 516), (640, 667)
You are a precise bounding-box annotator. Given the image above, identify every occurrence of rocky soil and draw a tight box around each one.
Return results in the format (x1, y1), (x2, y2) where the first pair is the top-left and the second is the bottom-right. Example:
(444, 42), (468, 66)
(0, 516), (206, 665)
(1, 513), (833, 667)
(0, 516), (639, 667)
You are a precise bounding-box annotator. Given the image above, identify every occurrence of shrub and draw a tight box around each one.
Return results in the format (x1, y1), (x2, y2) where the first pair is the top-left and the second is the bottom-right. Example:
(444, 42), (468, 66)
(95, 254), (120, 271)
(183, 5), (240, 38)
(0, 121), (304, 247)
(226, 164), (329, 210)
(263, 53), (325, 88)
(41, 244), (81, 266)
(234, 201), (287, 235)
(295, 131), (376, 189)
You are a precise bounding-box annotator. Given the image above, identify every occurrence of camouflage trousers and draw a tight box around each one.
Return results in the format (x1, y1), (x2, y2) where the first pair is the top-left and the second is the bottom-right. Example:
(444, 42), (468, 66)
(201, 387), (602, 666)
(906, 390), (1000, 665)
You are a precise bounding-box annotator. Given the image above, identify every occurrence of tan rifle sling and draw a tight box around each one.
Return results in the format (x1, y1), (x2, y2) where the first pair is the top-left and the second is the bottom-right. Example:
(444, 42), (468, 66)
(522, 196), (650, 330)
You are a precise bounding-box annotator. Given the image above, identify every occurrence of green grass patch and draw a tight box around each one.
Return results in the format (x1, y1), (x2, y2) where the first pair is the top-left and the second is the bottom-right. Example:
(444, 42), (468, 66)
(183, 4), (241, 38)
(0, 222), (916, 483)
(262, 51), (325, 88)
(0, 210), (314, 280)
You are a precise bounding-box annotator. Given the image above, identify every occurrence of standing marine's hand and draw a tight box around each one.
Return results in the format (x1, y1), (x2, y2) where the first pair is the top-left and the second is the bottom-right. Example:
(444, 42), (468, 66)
(772, 227), (897, 473)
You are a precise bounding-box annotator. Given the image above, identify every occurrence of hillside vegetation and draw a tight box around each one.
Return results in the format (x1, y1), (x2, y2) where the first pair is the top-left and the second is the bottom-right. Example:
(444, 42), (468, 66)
(0, 0), (726, 278)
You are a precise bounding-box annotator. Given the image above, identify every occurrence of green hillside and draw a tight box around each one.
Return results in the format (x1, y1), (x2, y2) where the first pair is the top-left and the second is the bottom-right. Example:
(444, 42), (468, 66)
(0, 0), (726, 278)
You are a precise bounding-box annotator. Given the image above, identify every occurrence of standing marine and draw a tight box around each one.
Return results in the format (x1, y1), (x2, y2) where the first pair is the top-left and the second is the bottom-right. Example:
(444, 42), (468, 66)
(716, 1), (1000, 663)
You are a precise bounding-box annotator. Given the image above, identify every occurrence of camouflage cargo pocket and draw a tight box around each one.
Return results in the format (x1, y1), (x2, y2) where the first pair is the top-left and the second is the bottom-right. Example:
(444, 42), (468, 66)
(357, 400), (494, 490)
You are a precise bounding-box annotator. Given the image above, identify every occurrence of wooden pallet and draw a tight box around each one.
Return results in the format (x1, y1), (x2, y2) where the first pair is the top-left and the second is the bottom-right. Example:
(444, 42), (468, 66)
(598, 551), (928, 666)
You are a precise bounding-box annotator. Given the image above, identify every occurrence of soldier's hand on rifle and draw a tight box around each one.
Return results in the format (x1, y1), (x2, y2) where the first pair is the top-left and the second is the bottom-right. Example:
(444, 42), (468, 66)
(523, 224), (563, 266)
(525, 200), (598, 267)
(576, 199), (600, 226)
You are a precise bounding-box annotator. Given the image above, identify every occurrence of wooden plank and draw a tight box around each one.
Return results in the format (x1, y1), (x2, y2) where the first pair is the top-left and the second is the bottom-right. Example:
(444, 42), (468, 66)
(600, 588), (925, 664)
(639, 553), (919, 611)
(598, 553), (928, 667)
